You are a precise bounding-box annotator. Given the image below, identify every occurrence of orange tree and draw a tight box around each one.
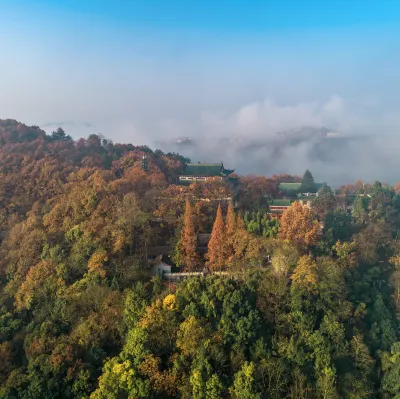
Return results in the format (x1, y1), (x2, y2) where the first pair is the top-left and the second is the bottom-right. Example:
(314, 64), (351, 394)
(206, 204), (226, 271)
(173, 200), (199, 272)
(279, 201), (320, 249)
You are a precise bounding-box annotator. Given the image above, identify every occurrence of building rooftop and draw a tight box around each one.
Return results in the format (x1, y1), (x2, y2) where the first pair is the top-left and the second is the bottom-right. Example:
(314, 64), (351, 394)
(181, 163), (234, 177)
(278, 182), (323, 193)
(278, 182), (301, 192)
(297, 195), (315, 201)
(268, 199), (292, 206)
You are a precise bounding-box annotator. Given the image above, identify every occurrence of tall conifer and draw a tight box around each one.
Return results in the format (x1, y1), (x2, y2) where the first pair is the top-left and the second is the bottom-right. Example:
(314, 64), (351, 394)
(173, 200), (198, 272)
(231, 213), (250, 265)
(225, 202), (236, 264)
(300, 170), (316, 193)
(226, 202), (236, 238)
(206, 204), (226, 272)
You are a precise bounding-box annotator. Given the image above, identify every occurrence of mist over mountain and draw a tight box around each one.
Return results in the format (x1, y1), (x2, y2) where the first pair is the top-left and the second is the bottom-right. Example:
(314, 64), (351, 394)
(38, 92), (399, 188)
(107, 95), (400, 187)
(153, 124), (393, 186)
(38, 116), (397, 187)
(35, 96), (394, 188)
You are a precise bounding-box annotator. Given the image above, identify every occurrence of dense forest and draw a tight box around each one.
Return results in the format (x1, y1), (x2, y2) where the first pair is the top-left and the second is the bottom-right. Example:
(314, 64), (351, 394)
(2, 119), (400, 398)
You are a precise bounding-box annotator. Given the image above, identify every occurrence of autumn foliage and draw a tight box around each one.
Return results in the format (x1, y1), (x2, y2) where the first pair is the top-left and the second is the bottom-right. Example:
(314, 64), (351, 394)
(279, 201), (320, 248)
(174, 200), (199, 272)
(291, 255), (318, 292)
(206, 204), (226, 271)
(1, 119), (400, 398)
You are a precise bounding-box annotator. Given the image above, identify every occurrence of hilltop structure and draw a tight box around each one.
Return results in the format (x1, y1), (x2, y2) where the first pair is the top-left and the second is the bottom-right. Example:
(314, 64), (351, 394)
(178, 162), (234, 184)
(278, 182), (323, 196)
(268, 181), (324, 214)
(269, 181), (372, 215)
(268, 197), (318, 214)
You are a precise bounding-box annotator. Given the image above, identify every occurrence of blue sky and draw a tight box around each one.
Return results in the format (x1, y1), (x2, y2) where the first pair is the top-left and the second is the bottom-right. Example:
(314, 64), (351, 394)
(0, 0), (398, 129)
(4, 0), (399, 31)
(0, 0), (400, 181)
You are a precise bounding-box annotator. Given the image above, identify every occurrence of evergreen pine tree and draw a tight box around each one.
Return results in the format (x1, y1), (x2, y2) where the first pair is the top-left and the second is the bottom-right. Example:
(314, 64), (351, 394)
(312, 183), (336, 218)
(352, 196), (369, 224)
(301, 170), (316, 193)
(110, 276), (120, 291)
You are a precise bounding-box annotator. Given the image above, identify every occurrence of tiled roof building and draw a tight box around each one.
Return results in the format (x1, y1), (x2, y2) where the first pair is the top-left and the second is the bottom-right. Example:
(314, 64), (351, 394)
(178, 163), (234, 183)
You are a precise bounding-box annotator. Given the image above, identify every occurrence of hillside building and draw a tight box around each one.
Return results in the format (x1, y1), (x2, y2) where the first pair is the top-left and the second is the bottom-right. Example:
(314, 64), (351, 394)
(278, 182), (323, 196)
(268, 197), (314, 214)
(178, 163), (234, 184)
(268, 199), (292, 213)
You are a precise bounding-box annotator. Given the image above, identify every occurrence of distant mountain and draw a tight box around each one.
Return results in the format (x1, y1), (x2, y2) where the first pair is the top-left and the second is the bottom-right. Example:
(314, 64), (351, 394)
(173, 137), (194, 145)
(167, 127), (344, 149)
(276, 126), (345, 143)
(154, 125), (363, 177)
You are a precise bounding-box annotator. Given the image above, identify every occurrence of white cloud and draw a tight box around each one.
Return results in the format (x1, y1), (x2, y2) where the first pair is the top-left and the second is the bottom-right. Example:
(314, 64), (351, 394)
(146, 94), (400, 185)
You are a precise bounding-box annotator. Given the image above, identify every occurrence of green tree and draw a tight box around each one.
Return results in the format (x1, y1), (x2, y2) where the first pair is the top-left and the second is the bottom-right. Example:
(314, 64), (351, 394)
(352, 196), (369, 224)
(312, 183), (336, 219)
(176, 316), (209, 357)
(230, 361), (261, 399)
(190, 368), (206, 399)
(382, 342), (400, 398)
(316, 367), (338, 399)
(50, 127), (72, 141)
(91, 357), (150, 399)
(206, 374), (224, 399)
(117, 192), (150, 257)
(343, 333), (374, 398)
(124, 282), (147, 330)
(300, 170), (316, 193)
(324, 208), (352, 244)
(245, 211), (280, 238)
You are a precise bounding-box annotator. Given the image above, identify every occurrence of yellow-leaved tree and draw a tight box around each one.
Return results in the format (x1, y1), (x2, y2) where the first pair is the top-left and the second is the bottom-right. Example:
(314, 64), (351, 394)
(88, 248), (108, 277)
(291, 255), (318, 292)
(279, 201), (320, 248)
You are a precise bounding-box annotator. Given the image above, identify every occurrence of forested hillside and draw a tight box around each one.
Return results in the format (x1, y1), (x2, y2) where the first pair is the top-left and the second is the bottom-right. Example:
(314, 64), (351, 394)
(1, 119), (400, 398)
